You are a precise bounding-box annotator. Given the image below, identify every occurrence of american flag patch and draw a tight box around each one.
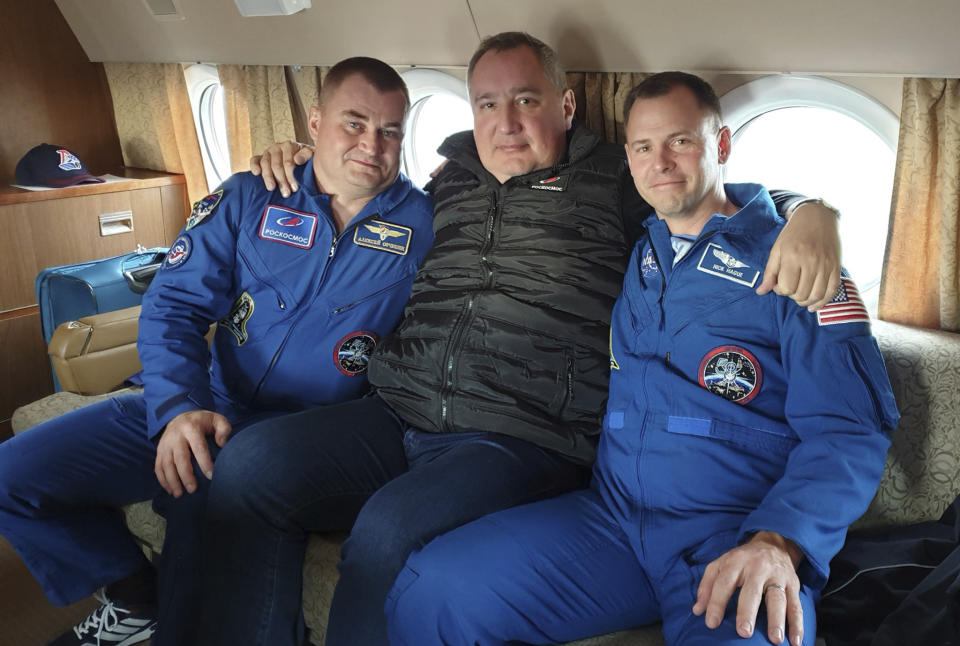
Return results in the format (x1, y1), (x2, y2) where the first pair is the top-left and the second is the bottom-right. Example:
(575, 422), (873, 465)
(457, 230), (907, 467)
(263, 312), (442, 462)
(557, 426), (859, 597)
(817, 277), (870, 326)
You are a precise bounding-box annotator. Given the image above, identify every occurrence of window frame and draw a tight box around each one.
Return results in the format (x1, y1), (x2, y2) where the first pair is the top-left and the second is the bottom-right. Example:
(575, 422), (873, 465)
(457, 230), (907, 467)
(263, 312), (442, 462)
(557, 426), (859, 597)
(720, 74), (899, 151)
(719, 75), (900, 306)
(399, 68), (471, 187)
(184, 63), (231, 191)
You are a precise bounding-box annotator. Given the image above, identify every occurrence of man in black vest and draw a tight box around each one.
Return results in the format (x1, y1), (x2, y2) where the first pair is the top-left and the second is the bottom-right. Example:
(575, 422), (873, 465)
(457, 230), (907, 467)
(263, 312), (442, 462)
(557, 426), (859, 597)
(198, 32), (843, 646)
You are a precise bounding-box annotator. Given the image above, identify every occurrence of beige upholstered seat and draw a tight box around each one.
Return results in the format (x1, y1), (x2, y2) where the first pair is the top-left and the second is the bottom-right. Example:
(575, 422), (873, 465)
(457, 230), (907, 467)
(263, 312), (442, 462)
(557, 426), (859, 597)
(12, 317), (960, 645)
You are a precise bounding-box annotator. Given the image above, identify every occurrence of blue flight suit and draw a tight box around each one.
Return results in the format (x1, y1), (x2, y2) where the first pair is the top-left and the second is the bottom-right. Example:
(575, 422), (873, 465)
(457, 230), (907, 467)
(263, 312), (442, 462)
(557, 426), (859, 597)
(0, 160), (433, 644)
(385, 183), (899, 646)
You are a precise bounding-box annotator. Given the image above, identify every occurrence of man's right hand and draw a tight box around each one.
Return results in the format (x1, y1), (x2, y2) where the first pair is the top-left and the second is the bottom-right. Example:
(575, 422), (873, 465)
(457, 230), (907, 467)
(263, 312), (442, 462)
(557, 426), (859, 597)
(250, 140), (314, 197)
(155, 409), (232, 497)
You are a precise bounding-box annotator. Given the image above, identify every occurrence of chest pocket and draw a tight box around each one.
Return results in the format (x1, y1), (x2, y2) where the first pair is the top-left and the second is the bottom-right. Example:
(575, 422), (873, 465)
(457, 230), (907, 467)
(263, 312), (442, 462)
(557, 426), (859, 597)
(670, 284), (767, 341)
(238, 224), (327, 310)
(331, 273), (415, 316)
(666, 415), (798, 458)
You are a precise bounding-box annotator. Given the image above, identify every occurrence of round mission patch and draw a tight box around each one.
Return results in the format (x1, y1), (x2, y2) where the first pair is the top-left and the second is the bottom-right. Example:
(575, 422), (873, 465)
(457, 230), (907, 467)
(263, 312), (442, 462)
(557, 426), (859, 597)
(698, 345), (763, 404)
(334, 331), (379, 376)
(163, 235), (192, 270)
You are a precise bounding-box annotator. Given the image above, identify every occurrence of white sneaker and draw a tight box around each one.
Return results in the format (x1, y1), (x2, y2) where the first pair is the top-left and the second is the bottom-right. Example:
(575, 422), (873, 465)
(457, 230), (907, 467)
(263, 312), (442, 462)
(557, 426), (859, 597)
(49, 589), (157, 646)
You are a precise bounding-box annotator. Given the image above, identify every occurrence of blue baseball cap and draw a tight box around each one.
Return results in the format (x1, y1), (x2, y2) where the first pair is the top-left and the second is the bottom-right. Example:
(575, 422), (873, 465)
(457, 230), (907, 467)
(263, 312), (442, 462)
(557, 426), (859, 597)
(15, 144), (105, 187)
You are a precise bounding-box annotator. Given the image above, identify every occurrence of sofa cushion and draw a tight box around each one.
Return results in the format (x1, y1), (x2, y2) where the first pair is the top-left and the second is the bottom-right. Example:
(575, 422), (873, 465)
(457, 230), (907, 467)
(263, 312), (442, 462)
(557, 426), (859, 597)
(855, 320), (960, 529)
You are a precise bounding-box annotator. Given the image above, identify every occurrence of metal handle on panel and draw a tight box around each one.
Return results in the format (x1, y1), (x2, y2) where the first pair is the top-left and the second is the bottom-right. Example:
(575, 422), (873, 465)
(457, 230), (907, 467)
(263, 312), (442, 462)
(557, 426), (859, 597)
(99, 210), (135, 236)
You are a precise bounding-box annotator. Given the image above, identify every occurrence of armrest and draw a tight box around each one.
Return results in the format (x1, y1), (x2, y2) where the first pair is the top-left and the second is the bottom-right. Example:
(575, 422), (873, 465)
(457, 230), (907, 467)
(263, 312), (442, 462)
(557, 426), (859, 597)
(48, 306), (218, 396)
(49, 306), (142, 395)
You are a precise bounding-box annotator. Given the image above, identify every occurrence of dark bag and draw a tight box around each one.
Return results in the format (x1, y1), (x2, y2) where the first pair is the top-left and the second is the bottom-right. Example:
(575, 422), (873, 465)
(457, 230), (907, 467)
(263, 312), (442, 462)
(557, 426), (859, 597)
(819, 496), (960, 646)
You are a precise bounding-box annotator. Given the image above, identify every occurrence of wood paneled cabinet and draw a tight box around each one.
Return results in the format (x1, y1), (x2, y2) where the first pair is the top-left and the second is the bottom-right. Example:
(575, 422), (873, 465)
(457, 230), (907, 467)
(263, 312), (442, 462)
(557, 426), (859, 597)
(0, 169), (189, 440)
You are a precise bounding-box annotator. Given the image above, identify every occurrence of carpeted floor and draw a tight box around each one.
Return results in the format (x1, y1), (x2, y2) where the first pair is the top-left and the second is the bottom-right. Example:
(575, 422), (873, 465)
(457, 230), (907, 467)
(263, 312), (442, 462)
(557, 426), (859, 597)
(0, 535), (101, 645)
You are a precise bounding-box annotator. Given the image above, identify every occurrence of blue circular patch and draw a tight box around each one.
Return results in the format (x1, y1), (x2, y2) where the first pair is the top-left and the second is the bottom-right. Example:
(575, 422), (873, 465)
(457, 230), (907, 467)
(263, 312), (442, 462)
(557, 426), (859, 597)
(164, 235), (192, 270)
(698, 345), (762, 404)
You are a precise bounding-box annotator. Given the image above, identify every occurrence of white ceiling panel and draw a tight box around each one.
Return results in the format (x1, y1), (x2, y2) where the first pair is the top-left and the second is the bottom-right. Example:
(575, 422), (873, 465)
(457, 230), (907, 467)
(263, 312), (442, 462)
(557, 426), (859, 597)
(470, 0), (960, 76)
(55, 0), (481, 66)
(56, 0), (960, 77)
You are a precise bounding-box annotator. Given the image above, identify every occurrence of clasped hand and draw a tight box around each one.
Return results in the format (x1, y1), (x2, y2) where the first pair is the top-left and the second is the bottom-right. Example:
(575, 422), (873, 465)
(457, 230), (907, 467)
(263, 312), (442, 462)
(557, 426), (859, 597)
(155, 409), (232, 497)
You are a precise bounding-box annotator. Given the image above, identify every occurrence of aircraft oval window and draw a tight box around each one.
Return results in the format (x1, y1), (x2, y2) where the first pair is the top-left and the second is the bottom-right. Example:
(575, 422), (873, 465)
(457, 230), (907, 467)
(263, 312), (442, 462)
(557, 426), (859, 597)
(720, 75), (899, 312)
(400, 69), (473, 188)
(184, 63), (231, 191)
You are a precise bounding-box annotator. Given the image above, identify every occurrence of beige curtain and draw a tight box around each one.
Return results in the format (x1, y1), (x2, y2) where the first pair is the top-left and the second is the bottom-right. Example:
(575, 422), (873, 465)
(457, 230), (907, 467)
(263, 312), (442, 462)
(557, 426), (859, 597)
(103, 62), (207, 205)
(220, 65), (329, 174)
(288, 65), (329, 141)
(878, 78), (960, 331)
(567, 72), (649, 145)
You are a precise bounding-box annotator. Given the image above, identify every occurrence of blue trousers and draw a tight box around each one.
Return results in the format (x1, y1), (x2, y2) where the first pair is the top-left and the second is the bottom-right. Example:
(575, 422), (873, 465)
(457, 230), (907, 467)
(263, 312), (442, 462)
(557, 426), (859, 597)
(196, 394), (587, 646)
(385, 485), (818, 646)
(0, 393), (269, 646)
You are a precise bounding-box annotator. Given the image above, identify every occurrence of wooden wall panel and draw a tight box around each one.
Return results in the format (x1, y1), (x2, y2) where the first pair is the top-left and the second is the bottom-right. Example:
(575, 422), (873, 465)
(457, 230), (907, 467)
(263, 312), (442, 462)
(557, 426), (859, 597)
(0, 0), (122, 184)
(0, 309), (53, 434)
(0, 189), (170, 311)
(161, 183), (190, 244)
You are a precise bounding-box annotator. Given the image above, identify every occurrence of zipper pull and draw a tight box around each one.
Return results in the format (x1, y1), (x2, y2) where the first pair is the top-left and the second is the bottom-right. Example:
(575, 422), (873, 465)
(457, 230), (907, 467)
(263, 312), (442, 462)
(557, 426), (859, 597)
(329, 238), (338, 258)
(665, 351), (670, 364)
(277, 296), (286, 310)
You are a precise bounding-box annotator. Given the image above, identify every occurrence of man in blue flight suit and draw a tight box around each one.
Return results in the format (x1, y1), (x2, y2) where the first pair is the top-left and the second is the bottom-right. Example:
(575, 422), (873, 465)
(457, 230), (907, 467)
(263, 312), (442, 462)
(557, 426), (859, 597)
(384, 72), (899, 646)
(0, 56), (433, 646)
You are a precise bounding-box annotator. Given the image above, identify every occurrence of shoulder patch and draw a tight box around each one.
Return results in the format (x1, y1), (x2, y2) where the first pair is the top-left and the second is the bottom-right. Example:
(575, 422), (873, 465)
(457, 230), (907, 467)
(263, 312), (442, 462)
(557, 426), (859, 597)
(696, 242), (760, 287)
(354, 220), (412, 255)
(163, 235), (192, 270)
(258, 205), (319, 249)
(334, 331), (379, 376)
(220, 291), (255, 345)
(186, 189), (223, 230)
(817, 277), (870, 326)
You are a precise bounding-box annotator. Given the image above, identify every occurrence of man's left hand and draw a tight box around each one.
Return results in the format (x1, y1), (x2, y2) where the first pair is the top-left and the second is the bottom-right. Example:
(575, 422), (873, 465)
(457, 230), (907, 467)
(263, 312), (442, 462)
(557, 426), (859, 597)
(757, 201), (842, 311)
(692, 531), (804, 646)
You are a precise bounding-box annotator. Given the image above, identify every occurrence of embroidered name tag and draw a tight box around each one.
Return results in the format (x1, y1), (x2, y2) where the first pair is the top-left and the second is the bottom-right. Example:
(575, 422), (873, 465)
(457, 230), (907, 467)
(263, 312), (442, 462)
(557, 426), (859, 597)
(354, 220), (412, 255)
(259, 206), (318, 249)
(695, 243), (760, 287)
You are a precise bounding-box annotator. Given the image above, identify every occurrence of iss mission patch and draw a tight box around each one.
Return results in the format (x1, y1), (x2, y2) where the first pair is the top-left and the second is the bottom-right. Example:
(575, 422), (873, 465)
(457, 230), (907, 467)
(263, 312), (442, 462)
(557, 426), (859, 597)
(698, 345), (762, 404)
(334, 331), (379, 376)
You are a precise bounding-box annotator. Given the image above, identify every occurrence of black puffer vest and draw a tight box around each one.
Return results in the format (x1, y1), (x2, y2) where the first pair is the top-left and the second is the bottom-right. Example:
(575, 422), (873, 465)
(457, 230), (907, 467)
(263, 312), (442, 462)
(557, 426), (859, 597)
(368, 126), (630, 463)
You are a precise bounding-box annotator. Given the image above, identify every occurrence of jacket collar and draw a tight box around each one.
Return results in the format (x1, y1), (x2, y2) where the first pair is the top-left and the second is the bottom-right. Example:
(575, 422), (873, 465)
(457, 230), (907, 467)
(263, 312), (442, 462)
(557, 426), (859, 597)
(641, 183), (781, 239)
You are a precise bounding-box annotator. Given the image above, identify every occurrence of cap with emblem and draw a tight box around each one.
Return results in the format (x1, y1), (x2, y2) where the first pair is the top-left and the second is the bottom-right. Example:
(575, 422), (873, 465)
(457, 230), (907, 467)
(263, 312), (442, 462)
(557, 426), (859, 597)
(14, 144), (105, 188)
